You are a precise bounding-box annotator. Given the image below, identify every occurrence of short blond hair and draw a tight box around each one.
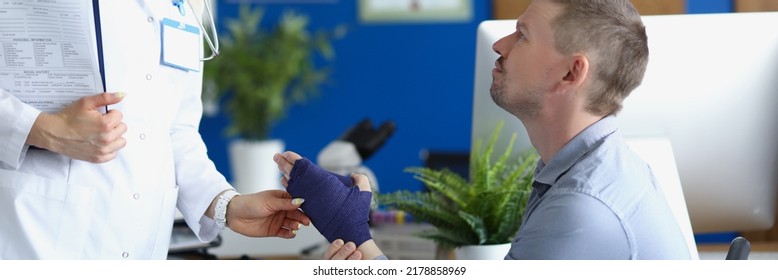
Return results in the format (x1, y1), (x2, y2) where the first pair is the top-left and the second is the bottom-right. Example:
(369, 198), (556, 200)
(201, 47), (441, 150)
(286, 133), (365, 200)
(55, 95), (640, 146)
(549, 0), (648, 115)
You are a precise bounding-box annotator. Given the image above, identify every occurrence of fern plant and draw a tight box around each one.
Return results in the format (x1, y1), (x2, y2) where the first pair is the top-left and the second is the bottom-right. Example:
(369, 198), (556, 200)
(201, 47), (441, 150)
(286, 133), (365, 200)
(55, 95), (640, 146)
(376, 122), (538, 248)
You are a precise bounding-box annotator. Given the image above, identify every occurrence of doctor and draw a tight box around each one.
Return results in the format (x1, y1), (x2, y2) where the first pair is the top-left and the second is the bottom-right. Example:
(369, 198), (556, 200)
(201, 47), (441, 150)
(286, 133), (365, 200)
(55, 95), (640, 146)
(0, 0), (309, 259)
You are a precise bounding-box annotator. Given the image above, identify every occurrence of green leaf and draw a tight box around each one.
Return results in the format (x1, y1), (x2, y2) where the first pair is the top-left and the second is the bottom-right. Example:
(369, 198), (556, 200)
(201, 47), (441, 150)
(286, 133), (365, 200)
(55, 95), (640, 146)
(202, 5), (346, 141)
(378, 120), (538, 247)
(458, 211), (487, 245)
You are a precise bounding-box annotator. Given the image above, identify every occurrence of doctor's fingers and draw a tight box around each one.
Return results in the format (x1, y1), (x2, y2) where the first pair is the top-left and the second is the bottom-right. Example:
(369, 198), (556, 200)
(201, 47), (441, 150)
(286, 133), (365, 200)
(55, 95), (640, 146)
(281, 218), (307, 231)
(103, 121), (128, 141)
(84, 137), (126, 163)
(275, 217), (310, 239)
(92, 123), (127, 153)
(103, 107), (124, 123)
(286, 208), (311, 226)
(77, 92), (124, 111)
(274, 227), (298, 239)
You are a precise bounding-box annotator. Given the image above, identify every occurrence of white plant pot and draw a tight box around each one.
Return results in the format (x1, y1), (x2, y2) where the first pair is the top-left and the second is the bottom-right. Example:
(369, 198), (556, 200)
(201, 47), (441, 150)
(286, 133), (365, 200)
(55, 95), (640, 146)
(228, 139), (285, 194)
(455, 243), (511, 260)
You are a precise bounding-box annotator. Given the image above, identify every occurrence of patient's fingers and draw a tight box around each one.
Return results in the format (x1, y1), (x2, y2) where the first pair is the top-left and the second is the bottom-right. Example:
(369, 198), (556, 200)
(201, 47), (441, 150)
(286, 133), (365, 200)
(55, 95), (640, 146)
(273, 153), (294, 180)
(351, 173), (372, 192)
(324, 239), (346, 259)
(281, 176), (289, 188)
(282, 151), (303, 163)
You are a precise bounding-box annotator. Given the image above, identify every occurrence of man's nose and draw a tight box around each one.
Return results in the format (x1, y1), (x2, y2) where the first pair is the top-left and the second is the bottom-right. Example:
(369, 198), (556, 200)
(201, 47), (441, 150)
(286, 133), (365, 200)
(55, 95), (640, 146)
(492, 36), (509, 56)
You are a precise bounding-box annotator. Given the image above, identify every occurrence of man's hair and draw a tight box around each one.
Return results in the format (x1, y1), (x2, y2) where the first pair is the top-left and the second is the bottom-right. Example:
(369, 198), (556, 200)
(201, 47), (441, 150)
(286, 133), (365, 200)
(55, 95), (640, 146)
(549, 0), (648, 115)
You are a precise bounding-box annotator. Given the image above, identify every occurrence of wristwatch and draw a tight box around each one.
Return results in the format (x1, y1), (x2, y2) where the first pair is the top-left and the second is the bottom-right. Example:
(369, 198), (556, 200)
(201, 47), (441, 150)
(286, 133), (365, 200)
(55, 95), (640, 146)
(214, 189), (240, 229)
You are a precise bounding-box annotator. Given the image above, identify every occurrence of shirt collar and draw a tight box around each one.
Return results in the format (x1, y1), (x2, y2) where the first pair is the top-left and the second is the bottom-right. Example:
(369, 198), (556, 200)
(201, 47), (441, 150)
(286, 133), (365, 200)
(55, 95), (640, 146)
(534, 115), (619, 185)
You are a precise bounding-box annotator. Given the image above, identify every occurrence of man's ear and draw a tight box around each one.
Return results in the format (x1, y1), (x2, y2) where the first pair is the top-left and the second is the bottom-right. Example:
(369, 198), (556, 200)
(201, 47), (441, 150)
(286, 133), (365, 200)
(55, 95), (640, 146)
(558, 54), (589, 92)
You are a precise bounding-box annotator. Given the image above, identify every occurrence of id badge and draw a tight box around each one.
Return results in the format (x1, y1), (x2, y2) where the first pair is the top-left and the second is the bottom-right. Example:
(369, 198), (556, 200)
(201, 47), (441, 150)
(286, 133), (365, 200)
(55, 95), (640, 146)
(161, 18), (200, 72)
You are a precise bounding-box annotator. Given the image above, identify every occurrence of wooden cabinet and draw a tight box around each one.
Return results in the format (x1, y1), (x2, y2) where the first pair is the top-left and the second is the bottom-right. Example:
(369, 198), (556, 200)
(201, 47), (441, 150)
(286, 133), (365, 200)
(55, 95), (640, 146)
(735, 0), (778, 12)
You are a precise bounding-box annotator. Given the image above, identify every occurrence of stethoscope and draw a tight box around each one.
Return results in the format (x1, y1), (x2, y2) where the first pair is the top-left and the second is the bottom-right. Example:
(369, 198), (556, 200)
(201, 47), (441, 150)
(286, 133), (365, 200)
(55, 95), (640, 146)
(173, 0), (219, 61)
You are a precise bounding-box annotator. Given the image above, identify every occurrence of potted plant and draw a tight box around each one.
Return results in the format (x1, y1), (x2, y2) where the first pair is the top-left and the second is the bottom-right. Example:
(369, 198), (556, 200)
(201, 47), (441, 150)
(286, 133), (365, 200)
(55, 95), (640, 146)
(203, 6), (345, 193)
(376, 122), (538, 259)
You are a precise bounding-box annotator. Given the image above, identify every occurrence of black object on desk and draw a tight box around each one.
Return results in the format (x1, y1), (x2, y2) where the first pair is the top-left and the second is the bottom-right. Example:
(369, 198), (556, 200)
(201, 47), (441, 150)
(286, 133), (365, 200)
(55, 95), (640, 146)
(725, 236), (751, 260)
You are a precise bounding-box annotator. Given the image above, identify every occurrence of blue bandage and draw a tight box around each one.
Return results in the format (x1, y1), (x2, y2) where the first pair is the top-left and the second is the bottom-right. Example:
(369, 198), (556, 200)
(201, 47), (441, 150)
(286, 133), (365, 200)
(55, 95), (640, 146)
(286, 158), (373, 246)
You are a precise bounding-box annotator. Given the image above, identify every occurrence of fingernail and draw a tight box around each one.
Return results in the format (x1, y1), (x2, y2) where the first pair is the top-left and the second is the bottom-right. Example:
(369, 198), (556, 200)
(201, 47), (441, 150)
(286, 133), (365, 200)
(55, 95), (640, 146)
(291, 198), (305, 205)
(291, 229), (297, 235)
(298, 223), (304, 229)
(334, 239), (344, 246)
(115, 92), (125, 98)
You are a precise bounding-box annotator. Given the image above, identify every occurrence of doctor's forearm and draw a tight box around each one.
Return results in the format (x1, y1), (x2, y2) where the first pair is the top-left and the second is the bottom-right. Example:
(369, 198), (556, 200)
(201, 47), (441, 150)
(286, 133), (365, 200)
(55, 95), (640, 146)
(27, 112), (60, 152)
(204, 190), (225, 219)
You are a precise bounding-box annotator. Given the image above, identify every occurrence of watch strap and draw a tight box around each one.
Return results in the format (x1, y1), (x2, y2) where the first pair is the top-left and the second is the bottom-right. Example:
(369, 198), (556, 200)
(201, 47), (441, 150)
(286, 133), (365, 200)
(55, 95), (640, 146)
(214, 189), (239, 229)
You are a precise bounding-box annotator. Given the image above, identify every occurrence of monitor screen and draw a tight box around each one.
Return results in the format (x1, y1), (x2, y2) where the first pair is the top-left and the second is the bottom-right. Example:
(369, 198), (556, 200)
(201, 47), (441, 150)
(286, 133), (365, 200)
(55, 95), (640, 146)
(471, 12), (778, 234)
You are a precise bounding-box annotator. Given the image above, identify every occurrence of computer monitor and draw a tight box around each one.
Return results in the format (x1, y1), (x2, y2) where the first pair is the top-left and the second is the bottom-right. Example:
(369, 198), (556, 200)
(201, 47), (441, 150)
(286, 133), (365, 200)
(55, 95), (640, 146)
(471, 12), (778, 234)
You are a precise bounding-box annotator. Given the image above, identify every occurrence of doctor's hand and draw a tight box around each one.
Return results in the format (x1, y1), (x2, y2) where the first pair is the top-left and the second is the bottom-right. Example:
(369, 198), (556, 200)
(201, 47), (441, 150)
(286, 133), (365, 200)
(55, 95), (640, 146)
(222, 190), (311, 238)
(27, 92), (127, 163)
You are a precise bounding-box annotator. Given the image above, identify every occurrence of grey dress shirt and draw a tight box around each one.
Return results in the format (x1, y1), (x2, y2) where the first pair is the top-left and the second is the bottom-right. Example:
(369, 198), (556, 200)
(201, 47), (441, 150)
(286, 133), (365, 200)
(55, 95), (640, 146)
(505, 116), (691, 259)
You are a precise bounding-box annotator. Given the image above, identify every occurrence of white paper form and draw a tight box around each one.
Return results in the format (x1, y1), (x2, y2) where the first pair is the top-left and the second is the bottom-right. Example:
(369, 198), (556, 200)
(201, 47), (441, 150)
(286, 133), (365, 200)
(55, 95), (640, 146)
(0, 0), (103, 113)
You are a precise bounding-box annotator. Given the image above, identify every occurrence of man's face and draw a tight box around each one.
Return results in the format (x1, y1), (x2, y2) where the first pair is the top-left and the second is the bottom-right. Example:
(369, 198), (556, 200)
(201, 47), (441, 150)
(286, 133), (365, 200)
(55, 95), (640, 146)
(490, 0), (565, 119)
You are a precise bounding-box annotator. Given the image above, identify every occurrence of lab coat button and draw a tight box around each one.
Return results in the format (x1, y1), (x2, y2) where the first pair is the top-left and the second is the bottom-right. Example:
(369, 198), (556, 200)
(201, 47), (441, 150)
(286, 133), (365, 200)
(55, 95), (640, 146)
(147, 17), (154, 23)
(122, 252), (129, 258)
(146, 74), (152, 80)
(133, 193), (140, 200)
(139, 133), (146, 140)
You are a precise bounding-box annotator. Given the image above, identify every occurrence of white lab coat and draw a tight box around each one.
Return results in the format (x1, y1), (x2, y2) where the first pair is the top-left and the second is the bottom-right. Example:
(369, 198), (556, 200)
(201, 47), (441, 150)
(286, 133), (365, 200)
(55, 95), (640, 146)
(0, 0), (230, 259)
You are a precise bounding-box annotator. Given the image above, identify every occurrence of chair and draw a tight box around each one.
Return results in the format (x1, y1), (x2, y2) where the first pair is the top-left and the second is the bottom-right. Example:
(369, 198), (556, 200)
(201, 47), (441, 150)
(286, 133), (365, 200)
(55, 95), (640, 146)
(626, 137), (699, 259)
(725, 236), (751, 260)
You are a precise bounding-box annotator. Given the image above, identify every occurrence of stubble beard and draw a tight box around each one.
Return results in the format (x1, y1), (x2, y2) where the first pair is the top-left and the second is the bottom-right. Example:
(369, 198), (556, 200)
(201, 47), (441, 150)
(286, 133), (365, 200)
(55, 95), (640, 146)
(490, 75), (543, 120)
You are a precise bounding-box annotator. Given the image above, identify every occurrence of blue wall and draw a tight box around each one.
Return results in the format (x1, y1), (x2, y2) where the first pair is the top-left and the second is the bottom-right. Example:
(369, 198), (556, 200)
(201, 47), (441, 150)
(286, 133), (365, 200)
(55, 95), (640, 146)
(200, 1), (735, 195)
(687, 0), (732, 14)
(201, 1), (490, 194)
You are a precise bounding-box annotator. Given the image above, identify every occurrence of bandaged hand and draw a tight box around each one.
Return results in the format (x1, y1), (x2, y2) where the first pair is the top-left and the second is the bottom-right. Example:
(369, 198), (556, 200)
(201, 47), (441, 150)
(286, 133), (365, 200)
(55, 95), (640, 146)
(274, 152), (373, 246)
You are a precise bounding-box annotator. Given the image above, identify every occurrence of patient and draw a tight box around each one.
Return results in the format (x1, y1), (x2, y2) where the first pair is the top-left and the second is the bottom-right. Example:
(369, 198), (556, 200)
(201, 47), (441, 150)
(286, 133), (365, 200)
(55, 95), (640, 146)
(276, 0), (692, 260)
